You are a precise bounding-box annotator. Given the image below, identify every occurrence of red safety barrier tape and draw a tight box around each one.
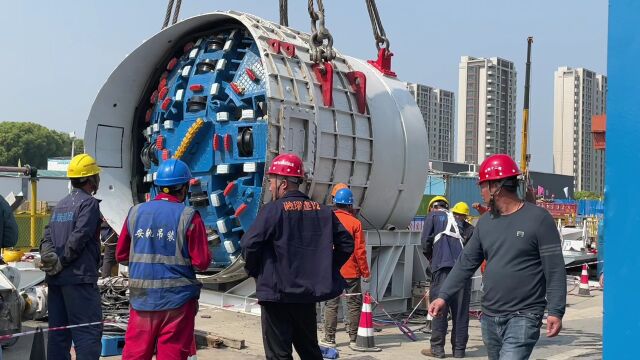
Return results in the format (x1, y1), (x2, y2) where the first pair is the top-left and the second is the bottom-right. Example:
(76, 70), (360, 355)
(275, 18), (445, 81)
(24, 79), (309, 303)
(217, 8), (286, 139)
(0, 321), (106, 341)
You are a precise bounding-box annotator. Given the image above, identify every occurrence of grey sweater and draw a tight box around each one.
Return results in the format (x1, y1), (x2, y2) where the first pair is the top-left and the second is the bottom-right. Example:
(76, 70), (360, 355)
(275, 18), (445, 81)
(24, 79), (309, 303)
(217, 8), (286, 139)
(438, 202), (567, 318)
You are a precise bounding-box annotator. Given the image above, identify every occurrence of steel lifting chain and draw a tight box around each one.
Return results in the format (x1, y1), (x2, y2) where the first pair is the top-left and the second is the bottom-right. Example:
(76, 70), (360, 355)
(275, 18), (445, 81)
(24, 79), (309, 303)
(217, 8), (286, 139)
(308, 0), (336, 63)
(365, 0), (390, 50)
(279, 0), (289, 26)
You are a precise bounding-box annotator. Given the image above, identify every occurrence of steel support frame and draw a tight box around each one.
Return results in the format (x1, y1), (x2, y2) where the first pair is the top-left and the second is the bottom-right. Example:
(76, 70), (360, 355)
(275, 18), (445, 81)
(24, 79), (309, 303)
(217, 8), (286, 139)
(366, 230), (426, 315)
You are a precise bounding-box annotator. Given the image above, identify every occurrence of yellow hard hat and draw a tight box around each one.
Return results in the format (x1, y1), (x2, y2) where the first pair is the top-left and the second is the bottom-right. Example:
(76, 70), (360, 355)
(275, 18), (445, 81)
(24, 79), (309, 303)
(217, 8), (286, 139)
(67, 154), (101, 178)
(331, 183), (349, 197)
(452, 202), (470, 216)
(3, 249), (24, 262)
(428, 196), (449, 210)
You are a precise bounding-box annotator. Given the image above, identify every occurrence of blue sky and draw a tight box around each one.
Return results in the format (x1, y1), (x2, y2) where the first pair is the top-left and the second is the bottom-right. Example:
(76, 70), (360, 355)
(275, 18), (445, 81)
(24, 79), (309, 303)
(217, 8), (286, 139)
(0, 1), (607, 172)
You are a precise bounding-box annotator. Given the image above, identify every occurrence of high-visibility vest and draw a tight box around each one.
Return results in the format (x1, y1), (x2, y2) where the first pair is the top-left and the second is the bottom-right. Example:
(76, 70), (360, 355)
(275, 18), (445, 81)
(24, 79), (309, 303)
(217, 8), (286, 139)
(127, 200), (200, 311)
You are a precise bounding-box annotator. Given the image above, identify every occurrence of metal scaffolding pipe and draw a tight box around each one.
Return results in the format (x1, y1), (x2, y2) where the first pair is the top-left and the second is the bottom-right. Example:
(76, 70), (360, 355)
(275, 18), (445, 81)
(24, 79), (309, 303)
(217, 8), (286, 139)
(30, 178), (38, 249)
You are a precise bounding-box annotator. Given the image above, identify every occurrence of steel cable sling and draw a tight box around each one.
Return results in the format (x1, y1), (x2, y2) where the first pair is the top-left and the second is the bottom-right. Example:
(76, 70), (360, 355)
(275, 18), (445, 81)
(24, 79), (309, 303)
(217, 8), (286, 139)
(162, 0), (183, 29)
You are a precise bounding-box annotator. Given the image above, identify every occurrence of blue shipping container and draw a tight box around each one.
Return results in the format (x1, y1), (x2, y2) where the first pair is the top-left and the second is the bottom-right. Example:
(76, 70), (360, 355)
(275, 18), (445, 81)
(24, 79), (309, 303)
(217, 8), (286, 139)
(445, 175), (483, 217)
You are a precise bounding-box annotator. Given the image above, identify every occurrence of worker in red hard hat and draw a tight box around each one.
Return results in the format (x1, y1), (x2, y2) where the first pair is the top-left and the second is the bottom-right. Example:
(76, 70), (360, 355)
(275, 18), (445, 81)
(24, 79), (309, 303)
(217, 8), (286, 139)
(241, 153), (354, 360)
(428, 154), (566, 360)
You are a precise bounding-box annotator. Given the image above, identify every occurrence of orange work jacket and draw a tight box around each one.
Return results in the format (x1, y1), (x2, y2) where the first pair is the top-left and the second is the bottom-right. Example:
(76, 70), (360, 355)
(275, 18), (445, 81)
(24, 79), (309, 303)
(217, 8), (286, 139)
(334, 209), (370, 279)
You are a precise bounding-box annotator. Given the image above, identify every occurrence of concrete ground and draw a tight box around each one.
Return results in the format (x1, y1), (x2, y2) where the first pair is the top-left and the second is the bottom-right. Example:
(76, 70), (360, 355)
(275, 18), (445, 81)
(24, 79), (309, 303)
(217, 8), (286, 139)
(5, 289), (602, 360)
(193, 288), (603, 360)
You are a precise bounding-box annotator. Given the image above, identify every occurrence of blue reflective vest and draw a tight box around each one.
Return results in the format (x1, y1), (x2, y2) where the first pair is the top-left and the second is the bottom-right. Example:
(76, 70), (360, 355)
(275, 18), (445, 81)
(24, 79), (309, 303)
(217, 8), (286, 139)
(126, 200), (201, 311)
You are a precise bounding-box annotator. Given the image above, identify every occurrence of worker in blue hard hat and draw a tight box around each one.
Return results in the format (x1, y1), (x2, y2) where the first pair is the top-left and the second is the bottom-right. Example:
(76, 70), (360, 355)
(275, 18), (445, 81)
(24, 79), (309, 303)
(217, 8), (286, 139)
(116, 158), (211, 359)
(321, 188), (371, 350)
(39, 154), (103, 360)
(420, 196), (470, 359)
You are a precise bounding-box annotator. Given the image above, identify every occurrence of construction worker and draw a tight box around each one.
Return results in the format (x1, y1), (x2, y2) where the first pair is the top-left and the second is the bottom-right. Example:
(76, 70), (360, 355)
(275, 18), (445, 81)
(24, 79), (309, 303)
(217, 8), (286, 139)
(330, 182), (348, 203)
(320, 188), (371, 350)
(0, 195), (18, 251)
(429, 154), (566, 360)
(39, 154), (103, 360)
(428, 195), (449, 212)
(421, 196), (470, 358)
(116, 158), (211, 360)
(451, 202), (474, 245)
(241, 153), (354, 360)
(0, 195), (18, 359)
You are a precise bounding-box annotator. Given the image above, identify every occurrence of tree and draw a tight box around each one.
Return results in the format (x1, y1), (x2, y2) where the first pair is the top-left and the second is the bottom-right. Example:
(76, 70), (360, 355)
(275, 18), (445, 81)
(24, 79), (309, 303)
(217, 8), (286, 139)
(0, 122), (84, 169)
(574, 191), (601, 200)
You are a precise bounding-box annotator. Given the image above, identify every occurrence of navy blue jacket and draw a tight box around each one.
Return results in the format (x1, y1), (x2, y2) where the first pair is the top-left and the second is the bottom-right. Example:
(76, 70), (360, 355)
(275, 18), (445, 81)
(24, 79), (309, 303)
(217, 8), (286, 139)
(421, 210), (467, 273)
(0, 197), (18, 248)
(241, 190), (354, 303)
(43, 189), (102, 285)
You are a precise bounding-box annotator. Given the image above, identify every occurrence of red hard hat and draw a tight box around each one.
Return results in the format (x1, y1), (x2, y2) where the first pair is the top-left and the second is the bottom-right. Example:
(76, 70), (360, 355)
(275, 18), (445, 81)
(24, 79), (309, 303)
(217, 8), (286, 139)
(478, 154), (521, 184)
(267, 153), (304, 178)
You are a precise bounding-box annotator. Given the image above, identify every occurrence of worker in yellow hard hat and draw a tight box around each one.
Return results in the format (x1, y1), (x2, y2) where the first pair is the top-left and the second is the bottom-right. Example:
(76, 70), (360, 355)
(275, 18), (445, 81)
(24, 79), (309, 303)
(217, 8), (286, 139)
(39, 153), (103, 359)
(66, 153), (102, 193)
(420, 195), (472, 358)
(428, 196), (449, 212)
(451, 202), (474, 245)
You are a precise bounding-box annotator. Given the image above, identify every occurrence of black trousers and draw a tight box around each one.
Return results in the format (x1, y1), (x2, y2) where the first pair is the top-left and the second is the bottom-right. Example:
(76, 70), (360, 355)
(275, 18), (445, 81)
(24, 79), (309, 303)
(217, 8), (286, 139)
(429, 268), (471, 353)
(261, 302), (323, 360)
(48, 283), (103, 360)
(100, 231), (118, 277)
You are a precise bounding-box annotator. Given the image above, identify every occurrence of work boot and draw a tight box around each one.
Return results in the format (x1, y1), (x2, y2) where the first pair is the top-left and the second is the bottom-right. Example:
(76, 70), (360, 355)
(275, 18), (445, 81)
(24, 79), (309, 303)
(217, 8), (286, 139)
(319, 337), (336, 348)
(453, 349), (466, 358)
(420, 348), (445, 358)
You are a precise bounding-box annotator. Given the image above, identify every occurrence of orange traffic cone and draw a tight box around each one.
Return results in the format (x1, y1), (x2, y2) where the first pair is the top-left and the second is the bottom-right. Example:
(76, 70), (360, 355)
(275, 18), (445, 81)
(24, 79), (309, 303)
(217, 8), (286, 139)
(578, 264), (591, 296)
(350, 292), (381, 352)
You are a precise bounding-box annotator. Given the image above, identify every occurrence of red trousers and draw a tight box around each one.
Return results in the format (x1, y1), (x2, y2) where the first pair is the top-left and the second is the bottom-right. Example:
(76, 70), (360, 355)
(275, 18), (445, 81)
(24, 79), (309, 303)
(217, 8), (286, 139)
(122, 299), (198, 360)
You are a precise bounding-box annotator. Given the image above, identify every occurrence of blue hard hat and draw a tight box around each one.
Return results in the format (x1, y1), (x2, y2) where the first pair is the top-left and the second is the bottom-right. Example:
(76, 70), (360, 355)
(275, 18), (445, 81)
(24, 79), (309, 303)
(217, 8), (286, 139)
(334, 188), (353, 205)
(155, 159), (192, 186)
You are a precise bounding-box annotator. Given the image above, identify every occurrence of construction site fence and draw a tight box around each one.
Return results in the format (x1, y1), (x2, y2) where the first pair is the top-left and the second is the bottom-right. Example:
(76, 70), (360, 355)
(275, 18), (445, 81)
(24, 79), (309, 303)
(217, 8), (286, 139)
(554, 199), (604, 217)
(12, 212), (50, 249)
